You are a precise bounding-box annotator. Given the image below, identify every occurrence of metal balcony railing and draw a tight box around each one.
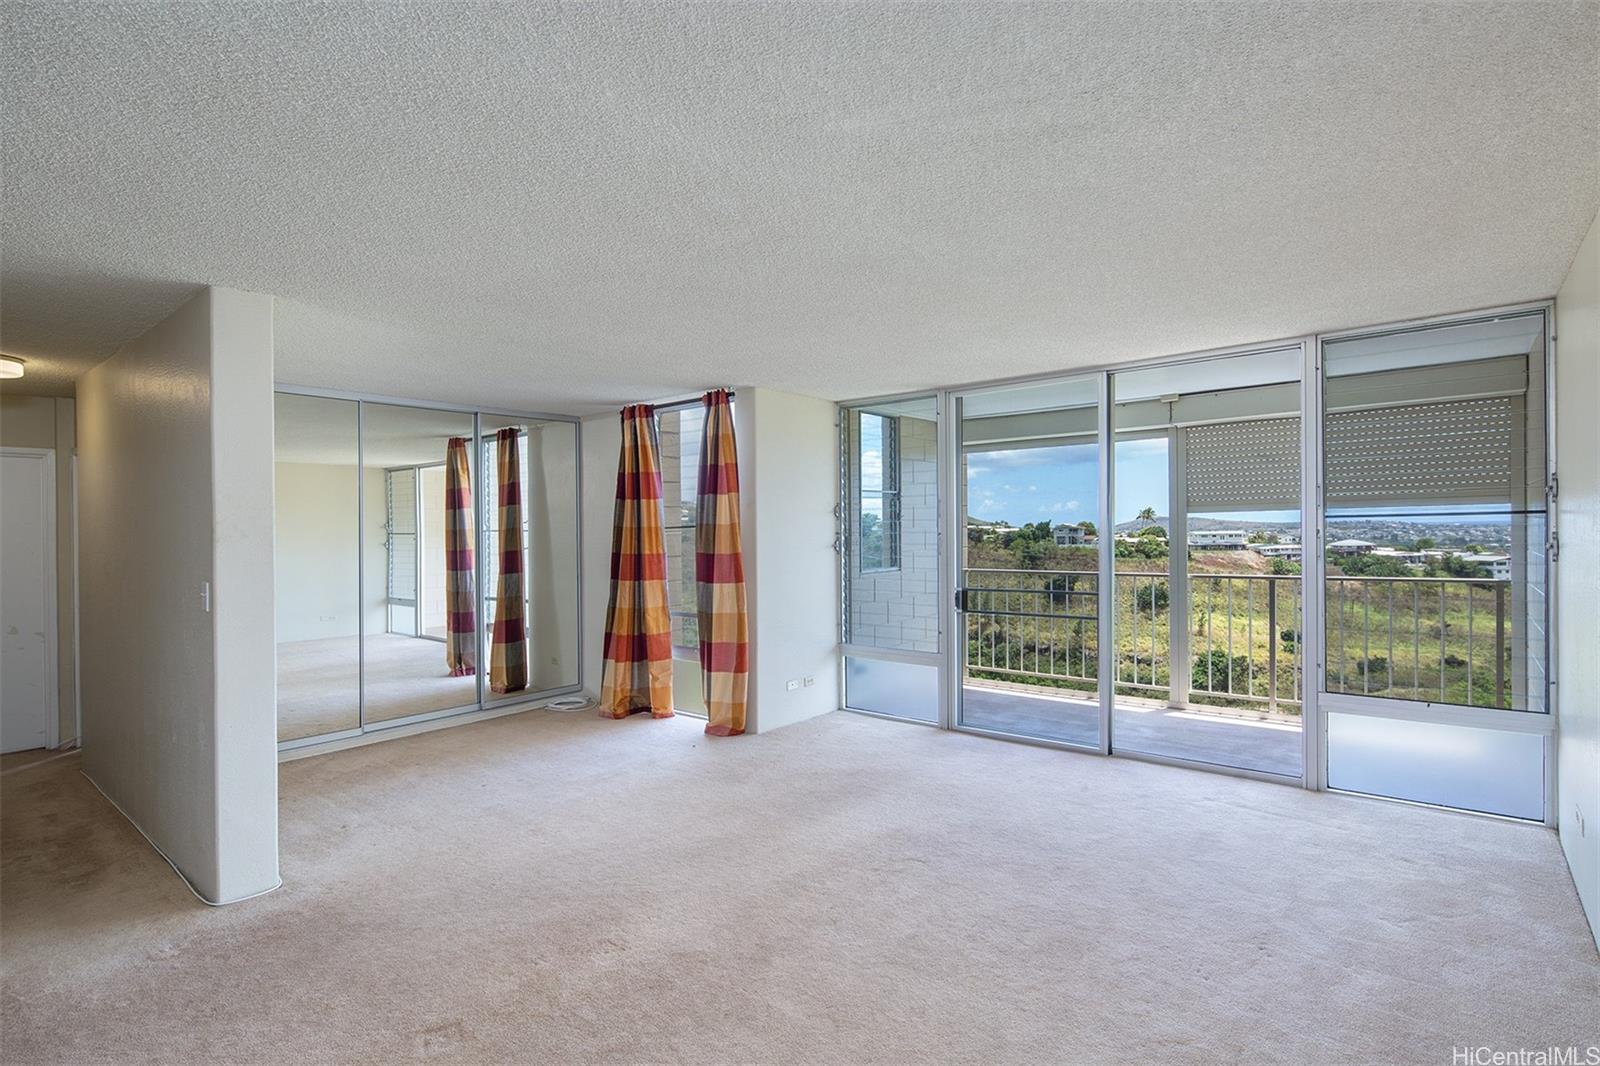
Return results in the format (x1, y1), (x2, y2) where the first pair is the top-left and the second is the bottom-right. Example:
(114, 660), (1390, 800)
(962, 568), (1514, 715)
(1325, 575), (1512, 709)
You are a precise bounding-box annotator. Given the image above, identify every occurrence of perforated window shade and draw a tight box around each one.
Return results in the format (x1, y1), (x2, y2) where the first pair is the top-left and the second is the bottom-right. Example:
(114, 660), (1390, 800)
(1324, 396), (1517, 508)
(1185, 418), (1300, 512)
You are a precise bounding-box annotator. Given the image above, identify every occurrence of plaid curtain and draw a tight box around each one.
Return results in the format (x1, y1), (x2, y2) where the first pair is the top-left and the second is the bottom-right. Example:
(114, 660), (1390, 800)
(696, 390), (749, 736)
(489, 427), (528, 693)
(444, 436), (476, 677)
(599, 404), (674, 718)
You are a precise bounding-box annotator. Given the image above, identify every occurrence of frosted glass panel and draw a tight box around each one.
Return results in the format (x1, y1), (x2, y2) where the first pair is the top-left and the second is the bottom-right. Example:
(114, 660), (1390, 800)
(846, 657), (938, 723)
(1327, 712), (1544, 820)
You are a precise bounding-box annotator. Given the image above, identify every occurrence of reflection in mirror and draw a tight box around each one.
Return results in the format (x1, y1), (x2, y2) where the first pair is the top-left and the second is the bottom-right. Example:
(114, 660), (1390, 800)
(363, 403), (479, 724)
(480, 415), (580, 704)
(274, 394), (362, 741)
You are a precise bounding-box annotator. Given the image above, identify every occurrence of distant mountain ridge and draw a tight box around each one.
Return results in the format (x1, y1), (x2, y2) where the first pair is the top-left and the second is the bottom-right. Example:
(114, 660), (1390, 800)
(971, 512), (1510, 549)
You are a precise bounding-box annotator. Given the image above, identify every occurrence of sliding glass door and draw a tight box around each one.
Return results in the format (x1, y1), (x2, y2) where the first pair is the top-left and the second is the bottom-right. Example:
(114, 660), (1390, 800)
(838, 304), (1553, 820)
(1109, 348), (1305, 778)
(953, 376), (1103, 747)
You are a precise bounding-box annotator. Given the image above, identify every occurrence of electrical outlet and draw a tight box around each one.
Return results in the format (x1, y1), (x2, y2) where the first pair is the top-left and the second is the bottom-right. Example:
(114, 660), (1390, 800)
(786, 679), (800, 691)
(1576, 805), (1587, 838)
(802, 676), (815, 687)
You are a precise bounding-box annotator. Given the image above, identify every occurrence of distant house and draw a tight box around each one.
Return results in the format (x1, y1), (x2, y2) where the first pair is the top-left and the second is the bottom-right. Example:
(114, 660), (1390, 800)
(1370, 547), (1429, 567)
(1188, 529), (1247, 550)
(1460, 553), (1512, 580)
(1328, 538), (1375, 555)
(968, 518), (1016, 537)
(1053, 524), (1094, 546)
(1254, 542), (1302, 560)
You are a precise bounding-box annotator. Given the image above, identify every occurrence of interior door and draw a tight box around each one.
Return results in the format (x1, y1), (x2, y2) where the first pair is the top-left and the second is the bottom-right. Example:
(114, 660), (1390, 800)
(1, 449), (56, 753)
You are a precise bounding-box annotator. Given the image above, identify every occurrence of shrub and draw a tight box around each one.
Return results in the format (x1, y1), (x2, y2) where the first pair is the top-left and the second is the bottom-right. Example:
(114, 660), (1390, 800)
(1134, 582), (1170, 612)
(1043, 573), (1090, 607)
(1115, 538), (1168, 560)
(1192, 650), (1252, 694)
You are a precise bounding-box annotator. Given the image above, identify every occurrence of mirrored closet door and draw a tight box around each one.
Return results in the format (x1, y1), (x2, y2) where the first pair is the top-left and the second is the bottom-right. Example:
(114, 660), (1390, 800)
(273, 393), (582, 749)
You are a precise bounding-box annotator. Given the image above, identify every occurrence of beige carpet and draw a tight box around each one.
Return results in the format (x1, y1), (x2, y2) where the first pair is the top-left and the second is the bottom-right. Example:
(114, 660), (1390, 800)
(277, 633), (479, 741)
(2, 710), (1595, 1064)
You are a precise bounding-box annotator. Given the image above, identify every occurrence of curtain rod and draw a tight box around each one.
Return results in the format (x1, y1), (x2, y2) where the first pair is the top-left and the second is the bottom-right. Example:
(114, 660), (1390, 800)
(650, 389), (735, 414)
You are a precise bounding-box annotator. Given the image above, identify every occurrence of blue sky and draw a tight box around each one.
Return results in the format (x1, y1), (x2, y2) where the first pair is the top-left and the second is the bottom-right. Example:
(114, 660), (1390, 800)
(966, 439), (1300, 527)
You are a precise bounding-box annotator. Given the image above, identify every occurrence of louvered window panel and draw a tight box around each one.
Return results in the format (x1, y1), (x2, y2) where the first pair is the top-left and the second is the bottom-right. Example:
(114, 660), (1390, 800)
(1324, 397), (1515, 507)
(1185, 417), (1300, 512)
(386, 468), (418, 603)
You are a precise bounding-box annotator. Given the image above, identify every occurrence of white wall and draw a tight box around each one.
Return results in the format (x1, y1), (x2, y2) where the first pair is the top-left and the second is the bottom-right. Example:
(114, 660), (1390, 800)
(1556, 210), (1600, 949)
(0, 394), (78, 744)
(743, 388), (841, 732)
(208, 288), (279, 904)
(581, 412), (621, 698)
(77, 287), (278, 905)
(581, 388), (840, 733)
(528, 422), (581, 690)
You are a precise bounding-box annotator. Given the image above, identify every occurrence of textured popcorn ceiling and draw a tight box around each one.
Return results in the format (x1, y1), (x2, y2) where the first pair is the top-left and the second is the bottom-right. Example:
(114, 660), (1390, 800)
(1, 2), (1596, 411)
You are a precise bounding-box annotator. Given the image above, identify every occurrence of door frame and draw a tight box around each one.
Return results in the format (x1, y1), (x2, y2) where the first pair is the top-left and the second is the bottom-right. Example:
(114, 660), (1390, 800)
(1, 446), (60, 752)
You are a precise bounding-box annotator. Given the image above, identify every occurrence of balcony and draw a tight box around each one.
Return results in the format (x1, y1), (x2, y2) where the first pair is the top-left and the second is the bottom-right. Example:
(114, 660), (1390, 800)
(960, 567), (1515, 769)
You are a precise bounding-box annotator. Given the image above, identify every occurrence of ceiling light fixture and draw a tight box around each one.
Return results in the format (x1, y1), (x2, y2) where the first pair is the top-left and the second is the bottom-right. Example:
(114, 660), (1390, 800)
(0, 356), (24, 380)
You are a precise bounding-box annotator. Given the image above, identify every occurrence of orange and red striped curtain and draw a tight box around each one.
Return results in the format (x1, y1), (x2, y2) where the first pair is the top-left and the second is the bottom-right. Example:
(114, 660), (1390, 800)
(696, 390), (749, 736)
(599, 405), (675, 718)
(443, 436), (476, 677)
(489, 427), (528, 694)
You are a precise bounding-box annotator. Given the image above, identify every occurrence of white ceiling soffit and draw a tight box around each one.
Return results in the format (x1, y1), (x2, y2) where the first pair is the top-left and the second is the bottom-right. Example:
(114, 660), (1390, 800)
(1323, 314), (1546, 376)
(959, 346), (1300, 418)
(1, 3), (1595, 412)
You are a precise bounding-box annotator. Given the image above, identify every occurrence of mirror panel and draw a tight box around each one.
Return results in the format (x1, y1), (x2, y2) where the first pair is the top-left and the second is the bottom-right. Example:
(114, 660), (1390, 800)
(274, 394), (362, 742)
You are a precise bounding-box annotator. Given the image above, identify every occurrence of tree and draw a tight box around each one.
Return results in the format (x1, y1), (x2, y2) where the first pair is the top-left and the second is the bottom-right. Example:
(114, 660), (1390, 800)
(1434, 553), (1491, 580)
(1137, 525), (1167, 540)
(1410, 536), (1436, 551)
(1076, 520), (1097, 536)
(1136, 506), (1157, 523)
(1248, 530), (1278, 544)
(1334, 552), (1413, 578)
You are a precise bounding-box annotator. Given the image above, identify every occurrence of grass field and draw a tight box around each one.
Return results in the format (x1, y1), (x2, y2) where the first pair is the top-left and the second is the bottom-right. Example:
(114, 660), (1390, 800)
(962, 540), (1520, 713)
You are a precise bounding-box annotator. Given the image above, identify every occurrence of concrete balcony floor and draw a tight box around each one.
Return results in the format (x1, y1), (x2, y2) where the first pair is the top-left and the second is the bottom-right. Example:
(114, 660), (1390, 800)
(960, 681), (1303, 777)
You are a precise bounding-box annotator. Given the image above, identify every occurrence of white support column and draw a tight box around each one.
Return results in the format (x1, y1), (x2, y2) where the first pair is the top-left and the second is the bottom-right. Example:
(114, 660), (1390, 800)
(1167, 425), (1190, 708)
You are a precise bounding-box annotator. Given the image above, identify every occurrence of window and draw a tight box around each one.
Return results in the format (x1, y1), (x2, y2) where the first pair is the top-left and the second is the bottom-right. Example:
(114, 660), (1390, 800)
(657, 405), (704, 655)
(858, 412), (901, 572)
